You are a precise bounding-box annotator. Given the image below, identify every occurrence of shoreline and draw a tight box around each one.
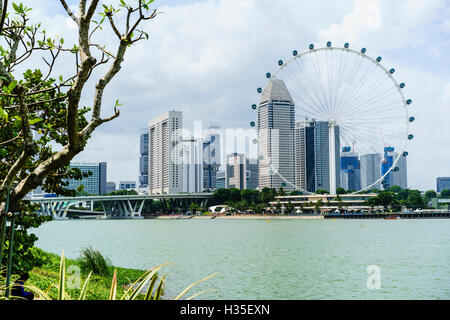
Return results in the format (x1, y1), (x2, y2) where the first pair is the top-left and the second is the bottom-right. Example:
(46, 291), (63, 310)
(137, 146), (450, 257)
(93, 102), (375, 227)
(144, 214), (325, 220)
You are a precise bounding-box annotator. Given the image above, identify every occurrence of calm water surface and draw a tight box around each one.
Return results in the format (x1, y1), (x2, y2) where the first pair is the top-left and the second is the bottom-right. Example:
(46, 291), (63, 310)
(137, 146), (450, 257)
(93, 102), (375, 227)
(32, 219), (450, 299)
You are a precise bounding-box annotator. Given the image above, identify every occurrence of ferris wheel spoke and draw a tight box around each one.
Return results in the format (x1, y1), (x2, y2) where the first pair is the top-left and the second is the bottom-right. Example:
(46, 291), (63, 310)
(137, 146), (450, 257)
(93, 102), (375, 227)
(336, 62), (381, 116)
(331, 49), (347, 116)
(295, 57), (330, 114)
(338, 101), (405, 123)
(284, 64), (325, 115)
(339, 75), (390, 119)
(334, 53), (364, 116)
(341, 89), (401, 118)
(311, 51), (333, 113)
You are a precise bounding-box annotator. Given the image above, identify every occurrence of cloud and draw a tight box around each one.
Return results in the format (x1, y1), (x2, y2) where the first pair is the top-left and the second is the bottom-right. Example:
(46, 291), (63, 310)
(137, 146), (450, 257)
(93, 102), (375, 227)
(10, 0), (450, 190)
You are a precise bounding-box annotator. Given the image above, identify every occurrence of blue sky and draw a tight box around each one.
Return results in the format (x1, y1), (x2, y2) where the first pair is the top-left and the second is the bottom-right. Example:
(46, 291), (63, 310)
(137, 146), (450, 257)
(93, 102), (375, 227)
(14, 0), (450, 191)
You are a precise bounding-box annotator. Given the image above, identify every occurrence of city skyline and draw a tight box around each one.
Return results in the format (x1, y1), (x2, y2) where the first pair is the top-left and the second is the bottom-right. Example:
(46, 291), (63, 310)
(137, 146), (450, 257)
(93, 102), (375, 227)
(25, 0), (450, 191)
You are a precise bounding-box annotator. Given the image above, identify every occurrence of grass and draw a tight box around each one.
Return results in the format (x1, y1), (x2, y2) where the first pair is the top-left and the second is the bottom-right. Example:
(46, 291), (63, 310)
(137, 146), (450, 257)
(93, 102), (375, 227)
(27, 251), (147, 300)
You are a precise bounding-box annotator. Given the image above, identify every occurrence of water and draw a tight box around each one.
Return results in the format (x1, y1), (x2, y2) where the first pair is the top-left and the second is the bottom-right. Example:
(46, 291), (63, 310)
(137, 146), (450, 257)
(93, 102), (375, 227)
(32, 218), (450, 299)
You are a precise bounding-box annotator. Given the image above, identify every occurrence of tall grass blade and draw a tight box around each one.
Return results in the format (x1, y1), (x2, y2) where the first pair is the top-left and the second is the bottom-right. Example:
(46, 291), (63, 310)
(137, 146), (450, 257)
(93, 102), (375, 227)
(78, 271), (93, 300)
(128, 263), (169, 300)
(174, 272), (218, 300)
(22, 284), (52, 300)
(120, 263), (171, 300)
(144, 275), (159, 300)
(109, 269), (117, 300)
(154, 275), (167, 300)
(58, 250), (65, 300)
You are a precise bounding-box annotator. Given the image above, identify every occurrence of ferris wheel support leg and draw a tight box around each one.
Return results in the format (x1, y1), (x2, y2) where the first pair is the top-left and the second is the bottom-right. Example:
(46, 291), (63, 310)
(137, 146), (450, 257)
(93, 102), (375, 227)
(329, 119), (337, 196)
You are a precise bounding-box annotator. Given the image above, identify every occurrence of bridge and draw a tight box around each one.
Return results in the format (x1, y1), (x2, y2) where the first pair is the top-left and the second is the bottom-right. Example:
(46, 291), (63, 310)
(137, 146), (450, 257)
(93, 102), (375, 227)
(29, 193), (213, 220)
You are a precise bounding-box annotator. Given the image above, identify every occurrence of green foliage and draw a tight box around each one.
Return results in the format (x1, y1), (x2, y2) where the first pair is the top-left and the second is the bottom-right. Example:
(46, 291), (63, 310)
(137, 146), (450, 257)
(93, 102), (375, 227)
(336, 187), (346, 195)
(1, 209), (52, 276)
(17, 251), (217, 301)
(440, 189), (450, 198)
(315, 189), (328, 195)
(78, 247), (112, 277)
(424, 190), (437, 202)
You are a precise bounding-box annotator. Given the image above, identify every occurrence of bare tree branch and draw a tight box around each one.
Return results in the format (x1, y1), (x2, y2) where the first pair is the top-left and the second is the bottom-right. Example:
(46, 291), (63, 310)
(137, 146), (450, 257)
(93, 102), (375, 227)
(60, 0), (80, 26)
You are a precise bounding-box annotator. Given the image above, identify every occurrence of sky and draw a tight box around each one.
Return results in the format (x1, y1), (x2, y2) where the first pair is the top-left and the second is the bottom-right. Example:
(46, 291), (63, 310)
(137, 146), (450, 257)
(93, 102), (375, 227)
(13, 0), (450, 191)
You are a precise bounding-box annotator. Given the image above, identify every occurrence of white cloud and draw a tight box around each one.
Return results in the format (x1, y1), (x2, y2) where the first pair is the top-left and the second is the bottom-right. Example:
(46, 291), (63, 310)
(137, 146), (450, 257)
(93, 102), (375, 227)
(10, 0), (450, 189)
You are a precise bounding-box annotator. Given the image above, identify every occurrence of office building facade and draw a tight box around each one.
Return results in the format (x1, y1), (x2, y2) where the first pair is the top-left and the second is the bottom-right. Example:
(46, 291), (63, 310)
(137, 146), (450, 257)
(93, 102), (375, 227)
(294, 120), (316, 192)
(203, 124), (221, 190)
(139, 132), (149, 188)
(437, 177), (450, 193)
(216, 171), (226, 190)
(340, 147), (361, 192)
(119, 181), (137, 190)
(226, 153), (247, 190)
(257, 79), (295, 191)
(148, 110), (183, 194)
(246, 158), (258, 190)
(360, 153), (381, 190)
(313, 120), (341, 192)
(182, 137), (204, 193)
(106, 181), (116, 194)
(67, 162), (107, 195)
(381, 147), (407, 189)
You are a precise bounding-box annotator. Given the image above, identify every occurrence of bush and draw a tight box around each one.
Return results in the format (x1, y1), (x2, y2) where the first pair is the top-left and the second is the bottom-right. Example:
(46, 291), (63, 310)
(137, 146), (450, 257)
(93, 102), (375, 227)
(79, 247), (112, 277)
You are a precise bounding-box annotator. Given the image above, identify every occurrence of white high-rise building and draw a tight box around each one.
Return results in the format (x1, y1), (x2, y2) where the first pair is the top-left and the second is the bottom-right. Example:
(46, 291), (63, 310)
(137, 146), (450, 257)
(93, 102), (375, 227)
(360, 153), (381, 190)
(182, 137), (203, 193)
(257, 79), (295, 191)
(148, 111), (183, 194)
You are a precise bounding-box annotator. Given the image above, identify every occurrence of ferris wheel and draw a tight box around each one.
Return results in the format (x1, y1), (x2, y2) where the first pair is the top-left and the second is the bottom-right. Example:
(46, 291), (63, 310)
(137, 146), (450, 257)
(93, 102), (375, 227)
(250, 42), (414, 195)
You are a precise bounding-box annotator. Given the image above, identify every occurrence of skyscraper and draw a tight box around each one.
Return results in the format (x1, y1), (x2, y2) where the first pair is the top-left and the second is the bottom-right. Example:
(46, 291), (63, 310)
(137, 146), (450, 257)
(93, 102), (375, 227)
(392, 152), (408, 189)
(246, 158), (259, 190)
(139, 132), (149, 188)
(313, 120), (341, 193)
(257, 79), (295, 191)
(294, 120), (316, 192)
(340, 146), (361, 192)
(360, 153), (381, 190)
(226, 153), (247, 190)
(182, 137), (203, 193)
(381, 147), (407, 189)
(67, 162), (107, 195)
(202, 124), (221, 190)
(148, 110), (183, 194)
(437, 177), (450, 193)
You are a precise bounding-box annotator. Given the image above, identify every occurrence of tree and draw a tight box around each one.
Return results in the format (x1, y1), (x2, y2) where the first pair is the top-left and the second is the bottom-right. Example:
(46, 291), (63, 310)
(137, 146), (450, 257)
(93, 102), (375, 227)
(336, 187), (346, 195)
(440, 189), (450, 198)
(277, 187), (286, 196)
(407, 190), (425, 209)
(289, 190), (302, 196)
(212, 188), (230, 205)
(315, 189), (328, 195)
(375, 191), (394, 211)
(229, 188), (241, 202)
(259, 187), (277, 204)
(1, 0), (158, 211)
(285, 201), (294, 215)
(274, 201), (282, 214)
(189, 203), (200, 215)
(1, 0), (158, 275)
(241, 189), (259, 203)
(423, 190), (437, 206)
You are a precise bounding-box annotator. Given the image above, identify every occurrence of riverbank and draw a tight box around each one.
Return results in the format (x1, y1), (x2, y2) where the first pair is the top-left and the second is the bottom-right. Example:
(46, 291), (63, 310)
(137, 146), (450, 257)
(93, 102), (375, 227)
(144, 214), (325, 220)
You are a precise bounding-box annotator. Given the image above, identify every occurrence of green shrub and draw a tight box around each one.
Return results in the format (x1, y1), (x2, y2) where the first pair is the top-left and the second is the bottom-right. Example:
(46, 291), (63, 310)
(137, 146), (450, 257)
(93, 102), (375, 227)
(78, 247), (112, 277)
